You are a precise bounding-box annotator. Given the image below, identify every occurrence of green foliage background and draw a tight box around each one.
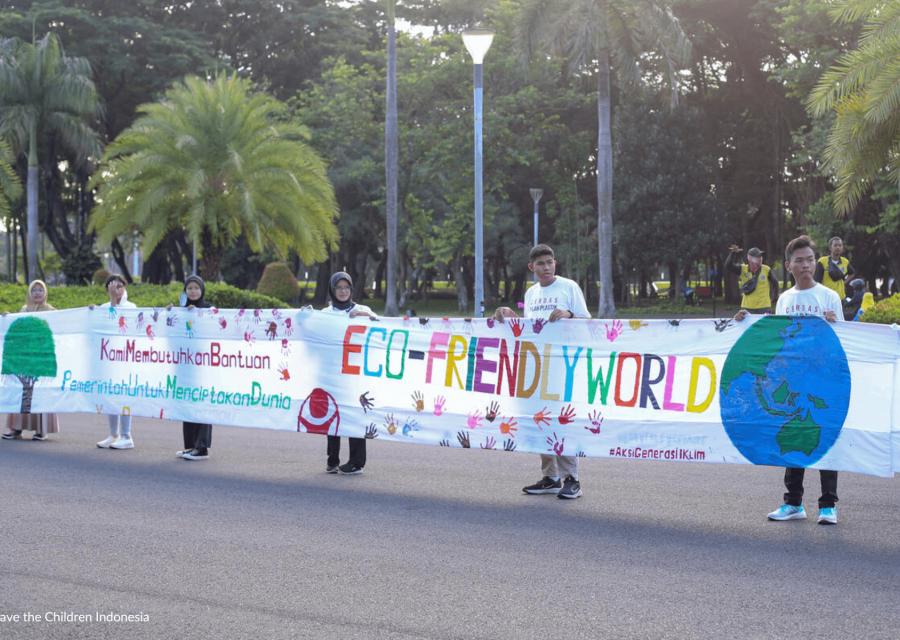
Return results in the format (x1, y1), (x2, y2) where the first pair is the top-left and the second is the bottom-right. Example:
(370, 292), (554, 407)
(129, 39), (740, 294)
(0, 283), (288, 313)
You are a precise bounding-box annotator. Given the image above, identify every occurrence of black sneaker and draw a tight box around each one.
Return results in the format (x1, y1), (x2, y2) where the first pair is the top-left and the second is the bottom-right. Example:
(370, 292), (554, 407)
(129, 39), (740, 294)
(2, 430), (22, 440)
(326, 464), (339, 474)
(523, 476), (562, 495)
(338, 462), (364, 475)
(182, 448), (209, 461)
(31, 433), (47, 441)
(558, 476), (582, 499)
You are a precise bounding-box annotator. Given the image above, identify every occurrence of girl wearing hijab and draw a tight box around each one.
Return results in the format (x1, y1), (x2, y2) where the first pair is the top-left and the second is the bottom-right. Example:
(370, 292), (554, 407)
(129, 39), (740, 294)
(95, 274), (138, 450)
(322, 271), (376, 474)
(1, 280), (61, 441)
(175, 276), (213, 461)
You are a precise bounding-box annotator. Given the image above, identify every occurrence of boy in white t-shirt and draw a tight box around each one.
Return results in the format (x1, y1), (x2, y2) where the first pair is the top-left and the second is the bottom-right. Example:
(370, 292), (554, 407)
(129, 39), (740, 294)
(735, 235), (843, 525)
(494, 245), (591, 499)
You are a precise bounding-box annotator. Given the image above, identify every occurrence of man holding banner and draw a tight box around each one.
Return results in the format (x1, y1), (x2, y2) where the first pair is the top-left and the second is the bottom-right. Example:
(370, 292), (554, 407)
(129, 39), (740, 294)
(737, 235), (845, 525)
(494, 244), (591, 499)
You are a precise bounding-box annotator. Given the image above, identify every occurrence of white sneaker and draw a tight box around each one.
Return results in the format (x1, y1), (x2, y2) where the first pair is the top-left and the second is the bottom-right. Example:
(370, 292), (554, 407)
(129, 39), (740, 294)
(97, 436), (117, 448)
(176, 449), (192, 458)
(110, 437), (134, 450)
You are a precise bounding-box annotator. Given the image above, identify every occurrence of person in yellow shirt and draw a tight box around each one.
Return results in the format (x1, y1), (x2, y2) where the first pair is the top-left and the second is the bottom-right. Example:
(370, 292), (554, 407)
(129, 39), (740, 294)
(814, 236), (855, 299)
(725, 245), (779, 313)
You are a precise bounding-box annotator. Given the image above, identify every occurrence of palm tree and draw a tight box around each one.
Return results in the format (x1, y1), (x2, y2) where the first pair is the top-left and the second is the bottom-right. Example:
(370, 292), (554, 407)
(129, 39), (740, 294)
(807, 0), (900, 214)
(520, 0), (690, 317)
(384, 0), (400, 316)
(89, 74), (338, 280)
(0, 140), (22, 219)
(0, 32), (101, 280)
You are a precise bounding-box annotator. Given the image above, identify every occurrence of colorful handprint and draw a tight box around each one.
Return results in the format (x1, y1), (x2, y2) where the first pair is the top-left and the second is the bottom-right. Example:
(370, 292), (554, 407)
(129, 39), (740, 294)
(558, 404), (576, 425)
(546, 432), (566, 456)
(585, 410), (603, 434)
(359, 392), (375, 413)
(411, 391), (425, 412)
(605, 319), (624, 342)
(433, 395), (446, 416)
(485, 401), (500, 422)
(498, 417), (518, 436)
(533, 407), (551, 428)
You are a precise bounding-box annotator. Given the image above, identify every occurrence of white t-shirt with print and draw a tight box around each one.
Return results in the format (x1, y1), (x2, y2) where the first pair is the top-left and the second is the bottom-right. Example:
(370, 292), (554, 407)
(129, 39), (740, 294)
(523, 276), (590, 321)
(775, 283), (843, 321)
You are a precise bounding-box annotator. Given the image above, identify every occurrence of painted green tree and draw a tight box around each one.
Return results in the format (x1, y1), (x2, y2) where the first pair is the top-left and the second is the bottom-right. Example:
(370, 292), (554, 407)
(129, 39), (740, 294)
(2, 316), (57, 414)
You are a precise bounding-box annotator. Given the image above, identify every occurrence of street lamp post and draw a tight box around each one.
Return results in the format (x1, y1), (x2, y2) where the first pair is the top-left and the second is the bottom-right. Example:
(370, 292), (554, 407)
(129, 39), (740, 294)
(529, 188), (543, 281)
(463, 28), (494, 317)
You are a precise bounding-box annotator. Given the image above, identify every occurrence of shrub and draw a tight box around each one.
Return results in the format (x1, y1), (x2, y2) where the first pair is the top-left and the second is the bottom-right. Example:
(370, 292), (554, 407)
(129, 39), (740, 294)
(62, 243), (102, 285)
(0, 283), (289, 312)
(861, 293), (900, 324)
(256, 262), (300, 303)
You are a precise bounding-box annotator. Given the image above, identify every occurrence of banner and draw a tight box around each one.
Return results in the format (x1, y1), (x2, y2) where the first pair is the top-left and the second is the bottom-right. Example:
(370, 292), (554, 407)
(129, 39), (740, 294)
(1, 307), (898, 476)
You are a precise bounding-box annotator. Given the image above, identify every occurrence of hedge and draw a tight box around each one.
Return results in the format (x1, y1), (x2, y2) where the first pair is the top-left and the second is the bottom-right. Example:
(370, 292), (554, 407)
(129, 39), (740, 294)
(0, 283), (289, 312)
(860, 293), (900, 325)
(256, 262), (301, 303)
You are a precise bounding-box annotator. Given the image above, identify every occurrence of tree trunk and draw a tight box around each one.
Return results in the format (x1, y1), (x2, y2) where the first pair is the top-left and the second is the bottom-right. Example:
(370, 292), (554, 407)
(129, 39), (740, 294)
(383, 0), (400, 317)
(454, 253), (469, 315)
(199, 229), (221, 281)
(110, 238), (133, 283)
(26, 125), (40, 282)
(17, 376), (35, 413)
(595, 50), (616, 318)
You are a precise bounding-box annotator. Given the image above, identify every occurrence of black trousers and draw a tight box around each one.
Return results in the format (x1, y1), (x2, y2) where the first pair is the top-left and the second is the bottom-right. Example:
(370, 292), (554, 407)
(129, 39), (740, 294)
(327, 436), (366, 468)
(783, 468), (838, 508)
(183, 422), (212, 451)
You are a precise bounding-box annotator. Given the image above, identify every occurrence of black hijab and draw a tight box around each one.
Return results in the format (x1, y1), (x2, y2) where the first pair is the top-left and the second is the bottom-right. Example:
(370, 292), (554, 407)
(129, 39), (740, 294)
(328, 271), (356, 312)
(183, 275), (212, 308)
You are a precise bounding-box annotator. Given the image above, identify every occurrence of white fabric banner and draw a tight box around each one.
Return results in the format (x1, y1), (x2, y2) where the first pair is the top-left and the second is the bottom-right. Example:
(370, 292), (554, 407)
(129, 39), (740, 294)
(1, 307), (897, 477)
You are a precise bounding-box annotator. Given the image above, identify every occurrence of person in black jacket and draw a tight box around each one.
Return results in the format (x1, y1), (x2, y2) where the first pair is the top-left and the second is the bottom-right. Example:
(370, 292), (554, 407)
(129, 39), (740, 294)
(175, 275), (214, 461)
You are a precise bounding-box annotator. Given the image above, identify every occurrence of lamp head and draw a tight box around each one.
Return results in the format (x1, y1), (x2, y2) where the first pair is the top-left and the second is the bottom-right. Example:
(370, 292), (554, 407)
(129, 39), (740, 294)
(462, 28), (495, 64)
(529, 188), (544, 204)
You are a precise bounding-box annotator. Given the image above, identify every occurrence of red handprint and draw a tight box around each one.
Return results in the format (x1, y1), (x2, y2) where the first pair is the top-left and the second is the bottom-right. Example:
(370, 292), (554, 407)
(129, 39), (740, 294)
(118, 316), (127, 334)
(145, 325), (155, 340)
(558, 404), (576, 425)
(533, 407), (551, 428)
(283, 318), (293, 336)
(509, 318), (524, 337)
(218, 317), (228, 331)
(585, 410), (603, 434)
(546, 432), (566, 456)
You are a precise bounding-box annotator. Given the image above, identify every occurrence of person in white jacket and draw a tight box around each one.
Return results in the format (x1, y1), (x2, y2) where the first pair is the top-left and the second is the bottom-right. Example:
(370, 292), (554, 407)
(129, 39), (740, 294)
(93, 274), (138, 450)
(321, 271), (376, 475)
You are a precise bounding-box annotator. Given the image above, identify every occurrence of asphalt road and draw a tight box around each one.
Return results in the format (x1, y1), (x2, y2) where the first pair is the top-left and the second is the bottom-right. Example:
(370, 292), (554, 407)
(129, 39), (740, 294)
(1, 414), (898, 640)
